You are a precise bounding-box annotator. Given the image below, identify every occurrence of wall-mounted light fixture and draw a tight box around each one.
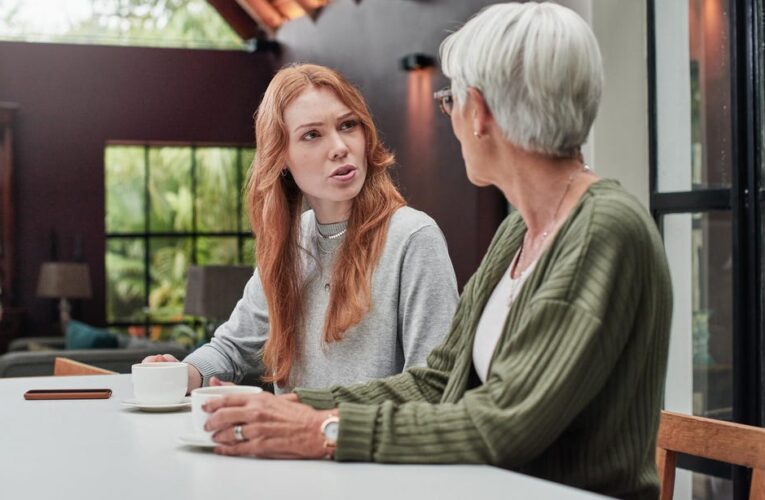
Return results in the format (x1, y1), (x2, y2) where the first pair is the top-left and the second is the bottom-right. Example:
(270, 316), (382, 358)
(400, 53), (435, 71)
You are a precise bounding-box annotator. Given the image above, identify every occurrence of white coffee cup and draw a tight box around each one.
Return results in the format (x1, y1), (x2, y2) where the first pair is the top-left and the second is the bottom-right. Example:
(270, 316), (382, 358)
(131, 362), (188, 405)
(191, 385), (263, 443)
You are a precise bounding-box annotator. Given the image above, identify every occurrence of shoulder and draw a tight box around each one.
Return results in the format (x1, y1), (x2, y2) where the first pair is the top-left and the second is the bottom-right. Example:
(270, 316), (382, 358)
(554, 180), (669, 303)
(386, 206), (442, 242)
(576, 180), (659, 249)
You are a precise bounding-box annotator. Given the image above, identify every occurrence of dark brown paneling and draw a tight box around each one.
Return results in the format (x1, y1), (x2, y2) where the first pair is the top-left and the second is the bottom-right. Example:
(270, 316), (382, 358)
(276, 0), (507, 287)
(0, 41), (276, 336)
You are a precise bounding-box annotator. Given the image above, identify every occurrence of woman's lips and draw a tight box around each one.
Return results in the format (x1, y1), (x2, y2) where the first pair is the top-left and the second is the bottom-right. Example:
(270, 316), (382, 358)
(330, 165), (357, 182)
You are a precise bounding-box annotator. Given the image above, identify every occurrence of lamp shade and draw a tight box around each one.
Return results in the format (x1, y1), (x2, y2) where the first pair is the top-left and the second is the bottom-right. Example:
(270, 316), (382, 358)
(183, 265), (253, 320)
(36, 262), (92, 299)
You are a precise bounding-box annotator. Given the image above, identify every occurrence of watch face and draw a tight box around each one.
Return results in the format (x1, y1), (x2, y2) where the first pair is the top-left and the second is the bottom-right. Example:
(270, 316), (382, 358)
(324, 421), (339, 442)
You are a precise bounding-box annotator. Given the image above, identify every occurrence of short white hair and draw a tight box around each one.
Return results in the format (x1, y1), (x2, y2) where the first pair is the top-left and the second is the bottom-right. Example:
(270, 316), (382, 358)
(440, 2), (603, 158)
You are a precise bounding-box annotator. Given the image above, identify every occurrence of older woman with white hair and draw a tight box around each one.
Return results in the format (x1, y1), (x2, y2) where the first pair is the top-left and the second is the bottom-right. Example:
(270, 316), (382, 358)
(201, 3), (672, 498)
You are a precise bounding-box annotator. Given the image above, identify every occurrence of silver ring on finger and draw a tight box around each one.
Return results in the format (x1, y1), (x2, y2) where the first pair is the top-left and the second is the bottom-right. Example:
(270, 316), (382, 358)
(234, 424), (246, 442)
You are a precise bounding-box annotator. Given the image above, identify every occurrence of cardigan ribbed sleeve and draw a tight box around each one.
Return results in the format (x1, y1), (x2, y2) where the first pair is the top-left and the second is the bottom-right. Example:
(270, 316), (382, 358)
(333, 295), (628, 465)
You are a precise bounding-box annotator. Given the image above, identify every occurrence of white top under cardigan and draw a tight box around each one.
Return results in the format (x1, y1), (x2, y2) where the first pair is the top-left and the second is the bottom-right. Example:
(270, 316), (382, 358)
(472, 250), (538, 382)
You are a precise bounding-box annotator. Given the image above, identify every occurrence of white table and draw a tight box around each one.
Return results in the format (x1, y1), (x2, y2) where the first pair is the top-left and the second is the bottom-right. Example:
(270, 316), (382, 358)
(0, 375), (607, 500)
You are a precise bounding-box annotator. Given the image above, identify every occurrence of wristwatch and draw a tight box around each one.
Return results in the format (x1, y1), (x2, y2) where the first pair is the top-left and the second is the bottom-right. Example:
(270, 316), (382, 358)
(320, 414), (340, 459)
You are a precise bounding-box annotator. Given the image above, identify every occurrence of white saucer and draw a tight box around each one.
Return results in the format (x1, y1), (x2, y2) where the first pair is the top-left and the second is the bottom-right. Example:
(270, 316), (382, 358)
(121, 397), (191, 412)
(177, 433), (217, 448)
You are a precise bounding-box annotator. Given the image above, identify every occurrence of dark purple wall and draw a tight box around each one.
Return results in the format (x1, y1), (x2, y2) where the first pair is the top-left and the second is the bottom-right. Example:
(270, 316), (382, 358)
(277, 0), (508, 287)
(0, 41), (276, 336)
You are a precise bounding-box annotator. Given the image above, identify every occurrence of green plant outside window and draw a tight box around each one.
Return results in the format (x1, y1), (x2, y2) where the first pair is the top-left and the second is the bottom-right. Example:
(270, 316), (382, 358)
(105, 145), (256, 346)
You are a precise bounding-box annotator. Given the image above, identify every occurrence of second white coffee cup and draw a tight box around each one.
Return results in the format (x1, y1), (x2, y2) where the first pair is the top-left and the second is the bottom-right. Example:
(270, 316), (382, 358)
(191, 385), (263, 443)
(131, 362), (188, 405)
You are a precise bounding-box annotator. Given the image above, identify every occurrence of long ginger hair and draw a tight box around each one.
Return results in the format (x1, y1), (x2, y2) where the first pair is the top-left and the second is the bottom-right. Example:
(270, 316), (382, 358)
(248, 64), (405, 385)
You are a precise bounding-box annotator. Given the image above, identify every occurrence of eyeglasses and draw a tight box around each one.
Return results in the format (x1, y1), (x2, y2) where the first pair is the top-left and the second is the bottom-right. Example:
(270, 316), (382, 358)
(433, 87), (454, 117)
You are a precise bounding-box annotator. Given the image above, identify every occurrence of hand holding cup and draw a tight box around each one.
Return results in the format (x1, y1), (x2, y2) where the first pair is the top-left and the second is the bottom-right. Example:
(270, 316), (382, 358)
(142, 353), (180, 363)
(142, 354), (202, 392)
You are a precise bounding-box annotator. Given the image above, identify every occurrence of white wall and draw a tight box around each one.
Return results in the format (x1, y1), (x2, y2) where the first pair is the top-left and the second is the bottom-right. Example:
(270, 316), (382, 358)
(588, 0), (650, 209)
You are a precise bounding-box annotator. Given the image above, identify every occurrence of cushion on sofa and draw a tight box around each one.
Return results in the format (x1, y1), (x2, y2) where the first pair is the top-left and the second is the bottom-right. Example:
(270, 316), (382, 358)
(65, 321), (119, 350)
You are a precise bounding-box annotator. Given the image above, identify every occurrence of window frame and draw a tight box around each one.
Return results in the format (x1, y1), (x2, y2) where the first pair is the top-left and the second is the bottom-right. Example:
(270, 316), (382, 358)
(648, 0), (764, 497)
(104, 141), (255, 332)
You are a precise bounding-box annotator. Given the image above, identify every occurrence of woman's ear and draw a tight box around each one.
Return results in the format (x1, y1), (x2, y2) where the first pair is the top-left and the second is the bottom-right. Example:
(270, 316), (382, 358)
(467, 87), (492, 137)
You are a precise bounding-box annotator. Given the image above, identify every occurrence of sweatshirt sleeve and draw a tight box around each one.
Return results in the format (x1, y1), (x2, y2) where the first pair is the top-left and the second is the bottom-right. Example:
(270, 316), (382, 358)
(183, 268), (270, 385)
(397, 224), (459, 369)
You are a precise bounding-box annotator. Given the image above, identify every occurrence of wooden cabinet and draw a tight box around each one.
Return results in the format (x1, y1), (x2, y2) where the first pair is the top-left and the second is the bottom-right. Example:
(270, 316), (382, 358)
(0, 102), (22, 352)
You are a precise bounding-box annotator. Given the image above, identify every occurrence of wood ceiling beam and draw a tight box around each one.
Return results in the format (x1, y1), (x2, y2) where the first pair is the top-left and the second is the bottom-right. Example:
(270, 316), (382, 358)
(206, 0), (267, 40)
(212, 0), (346, 39)
(234, 0), (285, 36)
(271, 0), (307, 20)
(294, 0), (329, 9)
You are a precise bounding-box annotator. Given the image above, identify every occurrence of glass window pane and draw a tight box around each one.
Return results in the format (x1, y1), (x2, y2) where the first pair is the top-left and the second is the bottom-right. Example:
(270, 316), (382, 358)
(196, 148), (238, 232)
(0, 0), (247, 50)
(196, 237), (238, 265)
(240, 148), (256, 232)
(241, 237), (256, 268)
(105, 146), (145, 233)
(692, 472), (732, 500)
(148, 237), (191, 323)
(655, 0), (732, 191)
(148, 147), (192, 232)
(663, 212), (733, 419)
(105, 238), (145, 323)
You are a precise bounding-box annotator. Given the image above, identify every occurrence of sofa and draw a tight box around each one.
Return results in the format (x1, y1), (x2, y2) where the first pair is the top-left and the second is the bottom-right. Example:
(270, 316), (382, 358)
(0, 334), (190, 378)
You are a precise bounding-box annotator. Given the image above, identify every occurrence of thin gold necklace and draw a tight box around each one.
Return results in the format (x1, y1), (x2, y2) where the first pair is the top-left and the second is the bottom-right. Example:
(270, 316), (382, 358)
(512, 164), (590, 278)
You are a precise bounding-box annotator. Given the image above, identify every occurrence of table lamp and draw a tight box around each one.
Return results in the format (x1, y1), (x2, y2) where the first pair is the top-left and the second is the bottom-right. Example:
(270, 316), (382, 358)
(36, 262), (92, 334)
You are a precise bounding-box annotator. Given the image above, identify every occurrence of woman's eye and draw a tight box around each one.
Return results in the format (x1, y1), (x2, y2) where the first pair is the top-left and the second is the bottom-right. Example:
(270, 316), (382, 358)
(302, 130), (320, 141)
(340, 119), (358, 131)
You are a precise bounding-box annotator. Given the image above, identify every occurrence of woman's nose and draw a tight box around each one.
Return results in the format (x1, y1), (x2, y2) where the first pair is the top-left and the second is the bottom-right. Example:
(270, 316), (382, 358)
(329, 131), (349, 160)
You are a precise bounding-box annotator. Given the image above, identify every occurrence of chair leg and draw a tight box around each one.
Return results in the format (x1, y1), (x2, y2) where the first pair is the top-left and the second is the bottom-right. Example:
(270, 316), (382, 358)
(750, 468), (765, 500)
(657, 448), (677, 500)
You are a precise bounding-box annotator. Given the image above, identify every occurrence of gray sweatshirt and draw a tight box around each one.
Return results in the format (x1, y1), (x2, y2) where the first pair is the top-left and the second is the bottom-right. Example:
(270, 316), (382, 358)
(183, 206), (458, 393)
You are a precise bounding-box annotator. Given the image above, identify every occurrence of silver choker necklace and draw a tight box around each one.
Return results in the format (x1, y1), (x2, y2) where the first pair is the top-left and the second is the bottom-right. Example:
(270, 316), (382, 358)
(316, 219), (348, 240)
(319, 228), (347, 240)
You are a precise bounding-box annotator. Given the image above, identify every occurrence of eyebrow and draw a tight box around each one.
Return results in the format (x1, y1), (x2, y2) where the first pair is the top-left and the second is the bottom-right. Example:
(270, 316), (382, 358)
(293, 111), (356, 133)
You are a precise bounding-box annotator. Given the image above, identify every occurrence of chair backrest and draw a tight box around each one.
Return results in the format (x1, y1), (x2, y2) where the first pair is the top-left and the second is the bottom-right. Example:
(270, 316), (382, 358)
(53, 357), (117, 376)
(656, 410), (765, 500)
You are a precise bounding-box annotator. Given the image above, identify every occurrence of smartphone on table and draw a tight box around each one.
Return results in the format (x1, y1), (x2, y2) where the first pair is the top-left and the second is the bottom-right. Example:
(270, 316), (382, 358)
(24, 388), (112, 400)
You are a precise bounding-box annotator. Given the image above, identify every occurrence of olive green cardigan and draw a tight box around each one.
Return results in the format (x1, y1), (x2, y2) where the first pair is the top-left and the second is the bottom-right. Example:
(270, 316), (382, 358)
(297, 180), (672, 499)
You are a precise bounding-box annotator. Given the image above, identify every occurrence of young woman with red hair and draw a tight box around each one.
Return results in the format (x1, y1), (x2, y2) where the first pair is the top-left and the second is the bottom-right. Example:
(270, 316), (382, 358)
(147, 64), (458, 393)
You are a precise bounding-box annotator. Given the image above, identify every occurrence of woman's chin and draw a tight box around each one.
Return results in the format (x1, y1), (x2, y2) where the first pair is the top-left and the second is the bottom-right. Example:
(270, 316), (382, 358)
(465, 170), (491, 188)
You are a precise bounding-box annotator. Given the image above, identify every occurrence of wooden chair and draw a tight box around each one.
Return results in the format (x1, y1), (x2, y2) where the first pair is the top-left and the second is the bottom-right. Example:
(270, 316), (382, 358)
(53, 357), (117, 376)
(657, 410), (765, 500)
